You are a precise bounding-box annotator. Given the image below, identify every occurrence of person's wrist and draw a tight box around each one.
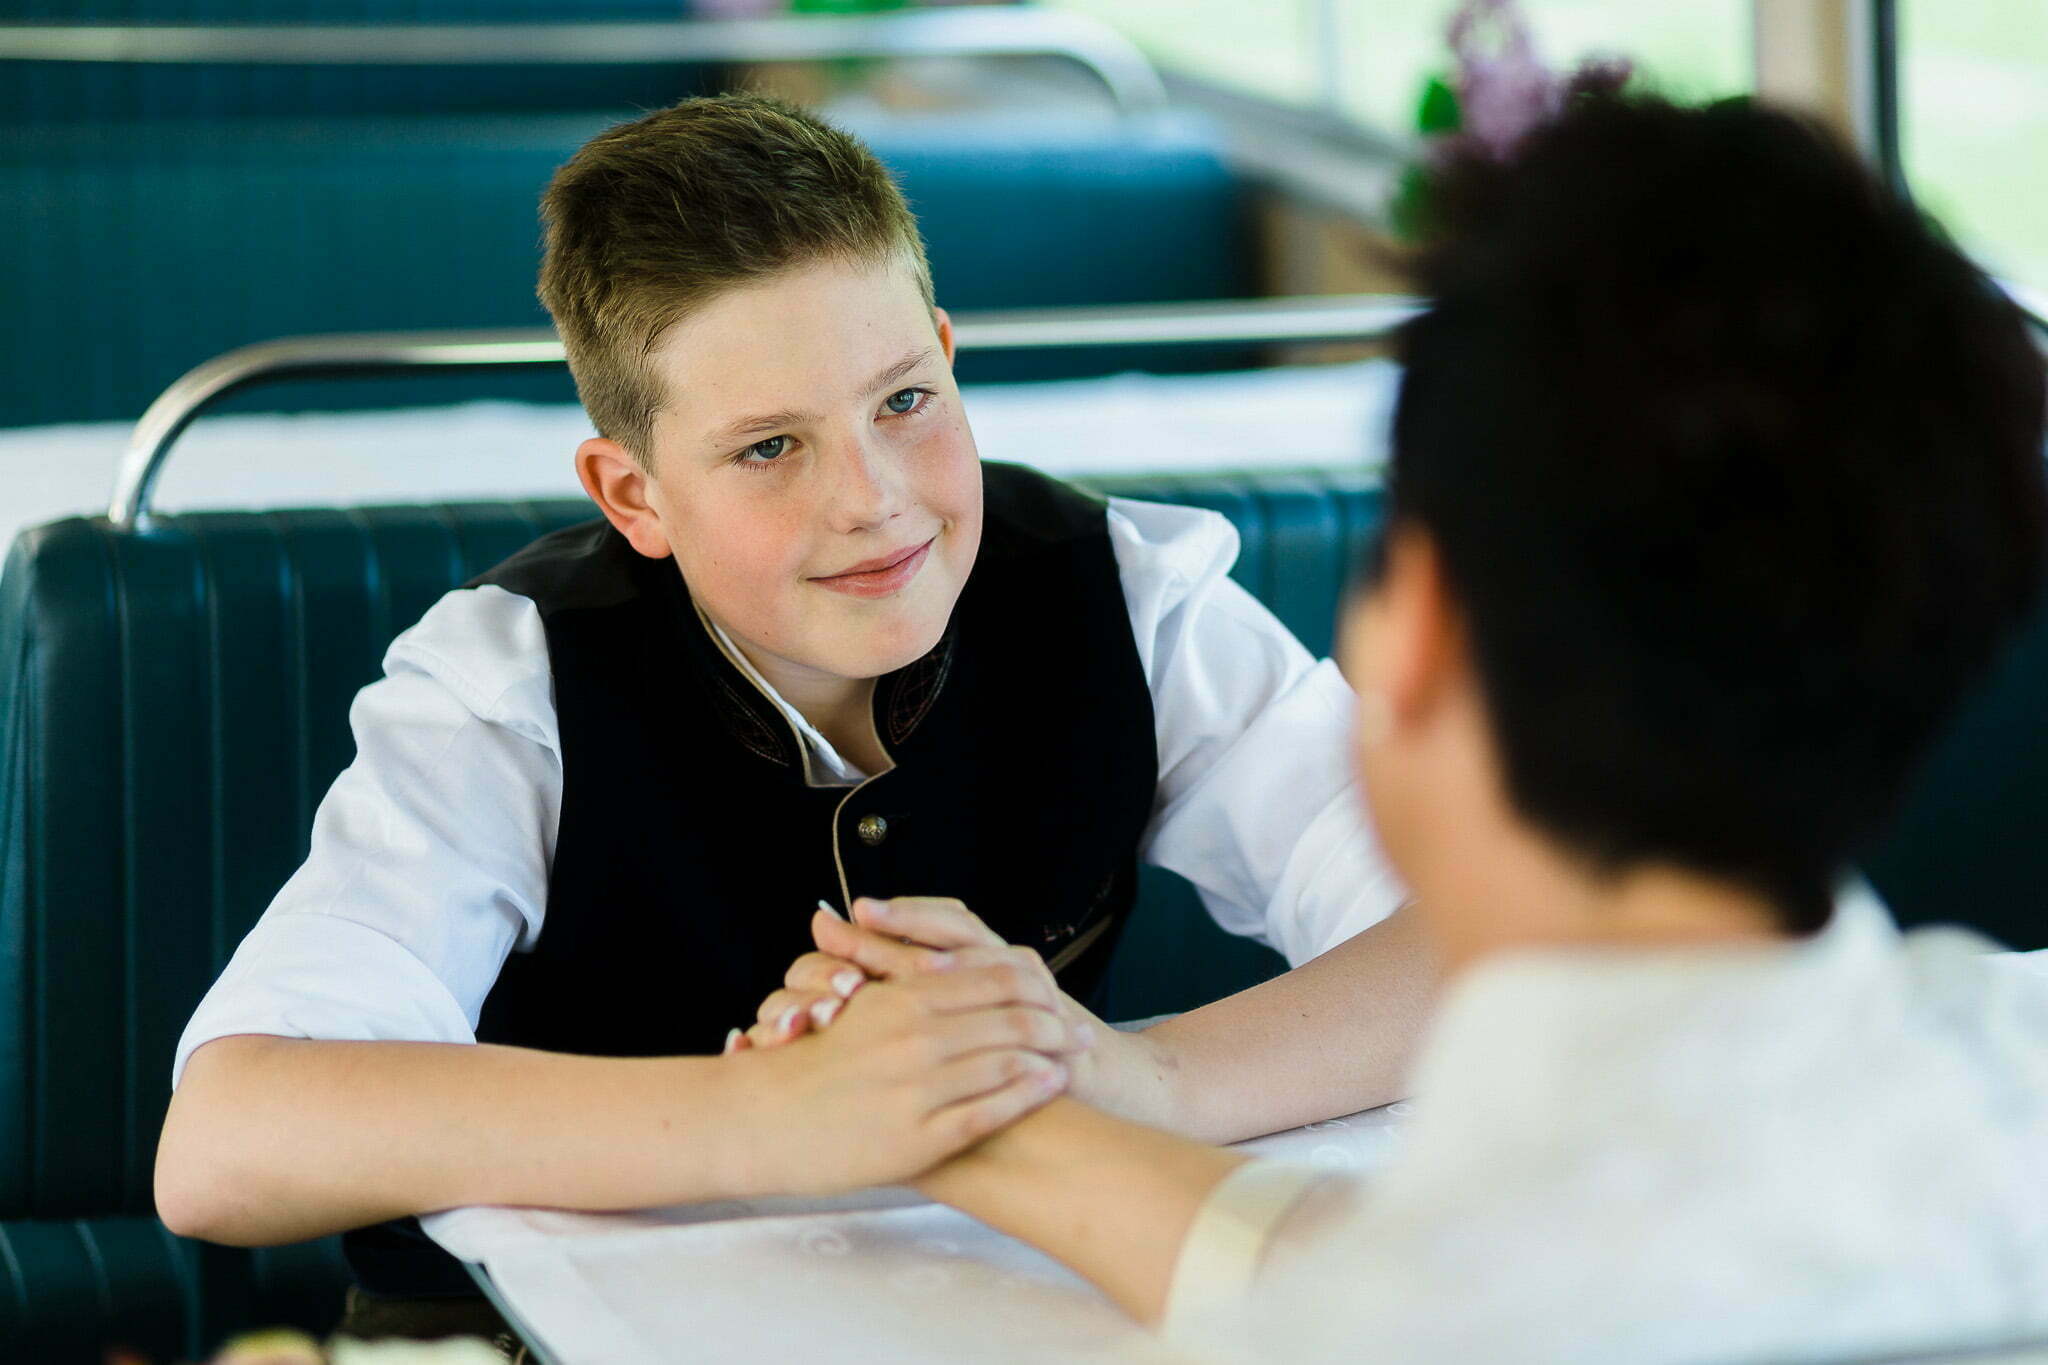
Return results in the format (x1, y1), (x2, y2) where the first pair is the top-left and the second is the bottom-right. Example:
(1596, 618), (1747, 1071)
(1072, 1022), (1181, 1132)
(915, 1095), (1085, 1205)
(910, 1140), (988, 1204)
(694, 1047), (779, 1201)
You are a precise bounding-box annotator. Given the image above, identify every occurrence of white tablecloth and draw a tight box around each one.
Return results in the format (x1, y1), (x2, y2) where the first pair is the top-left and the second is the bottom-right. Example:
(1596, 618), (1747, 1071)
(420, 1104), (1412, 1365)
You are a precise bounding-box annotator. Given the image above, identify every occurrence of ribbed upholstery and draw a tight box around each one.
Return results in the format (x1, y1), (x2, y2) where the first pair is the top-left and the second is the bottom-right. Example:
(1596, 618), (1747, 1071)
(0, 472), (1364, 1357)
(1, 112), (1254, 428)
(0, 1215), (355, 1361)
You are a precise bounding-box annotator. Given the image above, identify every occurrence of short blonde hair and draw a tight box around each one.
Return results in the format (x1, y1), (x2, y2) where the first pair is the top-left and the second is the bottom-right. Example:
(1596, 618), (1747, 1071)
(538, 93), (935, 466)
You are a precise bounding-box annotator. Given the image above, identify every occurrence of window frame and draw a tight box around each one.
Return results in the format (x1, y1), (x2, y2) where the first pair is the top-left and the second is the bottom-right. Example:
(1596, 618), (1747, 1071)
(1863, 0), (2048, 335)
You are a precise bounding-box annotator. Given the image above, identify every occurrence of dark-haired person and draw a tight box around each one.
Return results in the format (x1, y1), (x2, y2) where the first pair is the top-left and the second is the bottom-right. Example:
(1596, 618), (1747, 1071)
(803, 95), (2048, 1361)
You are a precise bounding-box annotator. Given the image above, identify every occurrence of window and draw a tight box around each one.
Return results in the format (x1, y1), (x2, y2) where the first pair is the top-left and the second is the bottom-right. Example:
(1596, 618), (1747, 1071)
(1899, 2), (2048, 295)
(1329, 0), (1750, 135)
(1049, 1), (1750, 137)
(1049, 0), (1324, 107)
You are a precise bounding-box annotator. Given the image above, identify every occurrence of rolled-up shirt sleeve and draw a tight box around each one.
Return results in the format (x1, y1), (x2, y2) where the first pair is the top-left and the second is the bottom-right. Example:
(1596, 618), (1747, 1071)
(1162, 1160), (1334, 1335)
(1108, 497), (1408, 966)
(171, 585), (561, 1088)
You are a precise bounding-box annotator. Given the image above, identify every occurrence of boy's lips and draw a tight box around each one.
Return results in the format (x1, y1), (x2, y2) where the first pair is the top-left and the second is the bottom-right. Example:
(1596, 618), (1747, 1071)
(809, 537), (936, 598)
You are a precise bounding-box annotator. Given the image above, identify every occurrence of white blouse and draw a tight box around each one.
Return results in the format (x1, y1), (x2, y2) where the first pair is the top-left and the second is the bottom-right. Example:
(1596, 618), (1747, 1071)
(174, 496), (1405, 1085)
(1163, 895), (2048, 1364)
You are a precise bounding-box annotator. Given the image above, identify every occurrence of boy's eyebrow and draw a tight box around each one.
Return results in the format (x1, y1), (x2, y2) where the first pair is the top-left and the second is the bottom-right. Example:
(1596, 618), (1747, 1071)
(704, 348), (938, 446)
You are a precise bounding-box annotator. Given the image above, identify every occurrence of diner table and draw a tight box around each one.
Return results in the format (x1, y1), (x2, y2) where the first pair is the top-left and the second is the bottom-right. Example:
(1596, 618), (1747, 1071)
(421, 951), (2048, 1364)
(421, 1102), (1413, 1365)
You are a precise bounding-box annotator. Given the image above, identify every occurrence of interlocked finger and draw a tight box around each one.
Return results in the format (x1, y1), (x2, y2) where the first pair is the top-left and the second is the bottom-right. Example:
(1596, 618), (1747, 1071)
(784, 950), (870, 999)
(924, 1004), (1089, 1061)
(924, 1053), (1067, 1143)
(851, 896), (1006, 951)
(923, 1046), (1065, 1109)
(754, 988), (847, 1037)
(812, 910), (954, 979)
(913, 946), (1063, 1015)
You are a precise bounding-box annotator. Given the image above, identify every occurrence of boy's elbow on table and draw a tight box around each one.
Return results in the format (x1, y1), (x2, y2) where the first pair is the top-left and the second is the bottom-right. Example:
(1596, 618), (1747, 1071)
(156, 1034), (321, 1247)
(155, 1108), (257, 1246)
(154, 1155), (261, 1248)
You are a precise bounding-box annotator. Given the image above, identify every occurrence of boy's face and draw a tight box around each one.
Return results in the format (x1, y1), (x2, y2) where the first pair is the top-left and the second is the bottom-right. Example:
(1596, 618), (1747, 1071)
(582, 255), (982, 691)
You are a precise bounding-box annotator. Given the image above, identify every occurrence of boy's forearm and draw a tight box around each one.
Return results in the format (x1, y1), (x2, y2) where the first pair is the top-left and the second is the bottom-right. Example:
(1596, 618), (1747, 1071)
(1138, 903), (1435, 1144)
(157, 1034), (757, 1247)
(917, 1099), (1245, 1324)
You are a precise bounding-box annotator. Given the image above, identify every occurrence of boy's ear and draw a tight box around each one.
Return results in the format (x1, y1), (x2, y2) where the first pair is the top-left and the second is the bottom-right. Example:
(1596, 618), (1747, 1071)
(575, 436), (674, 561)
(1376, 524), (1466, 731)
(932, 305), (956, 366)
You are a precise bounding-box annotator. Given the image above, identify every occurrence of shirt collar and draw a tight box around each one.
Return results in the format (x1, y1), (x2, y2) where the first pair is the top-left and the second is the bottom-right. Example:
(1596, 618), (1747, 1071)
(696, 608), (868, 786)
(1396, 880), (1914, 1142)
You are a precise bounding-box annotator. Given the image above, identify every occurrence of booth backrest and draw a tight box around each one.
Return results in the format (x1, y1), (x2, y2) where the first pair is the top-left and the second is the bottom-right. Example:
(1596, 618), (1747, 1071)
(3, 1), (720, 126)
(0, 112), (1255, 428)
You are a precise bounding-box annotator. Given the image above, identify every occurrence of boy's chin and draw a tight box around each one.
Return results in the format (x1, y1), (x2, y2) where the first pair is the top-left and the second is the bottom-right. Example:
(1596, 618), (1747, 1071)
(816, 608), (953, 681)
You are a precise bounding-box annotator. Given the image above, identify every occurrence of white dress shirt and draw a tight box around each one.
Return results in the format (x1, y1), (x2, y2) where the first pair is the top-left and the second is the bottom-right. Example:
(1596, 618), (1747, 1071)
(1162, 895), (2048, 1364)
(173, 496), (1405, 1086)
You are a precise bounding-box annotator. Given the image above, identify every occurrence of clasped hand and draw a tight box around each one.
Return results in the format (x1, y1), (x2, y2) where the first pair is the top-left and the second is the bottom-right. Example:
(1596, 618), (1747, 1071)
(733, 898), (1171, 1133)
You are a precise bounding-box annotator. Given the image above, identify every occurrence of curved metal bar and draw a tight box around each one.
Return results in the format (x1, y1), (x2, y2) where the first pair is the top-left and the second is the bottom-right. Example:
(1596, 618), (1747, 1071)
(0, 9), (1166, 115)
(110, 332), (565, 533)
(952, 294), (1422, 350)
(108, 295), (1423, 531)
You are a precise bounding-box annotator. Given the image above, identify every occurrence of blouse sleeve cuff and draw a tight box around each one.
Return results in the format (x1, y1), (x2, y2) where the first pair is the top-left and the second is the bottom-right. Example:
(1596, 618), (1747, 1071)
(1160, 1160), (1328, 1345)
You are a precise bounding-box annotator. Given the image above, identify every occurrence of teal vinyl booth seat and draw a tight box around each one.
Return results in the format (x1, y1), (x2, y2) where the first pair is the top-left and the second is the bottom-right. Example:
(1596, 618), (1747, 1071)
(2, 0), (723, 128)
(5, 468), (2045, 1359)
(1, 111), (1255, 429)
(0, 471), (1375, 1360)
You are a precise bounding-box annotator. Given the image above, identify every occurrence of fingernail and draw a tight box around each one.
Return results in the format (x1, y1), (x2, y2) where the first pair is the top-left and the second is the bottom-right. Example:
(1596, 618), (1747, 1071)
(778, 1006), (803, 1037)
(831, 969), (864, 997)
(811, 997), (843, 1028)
(859, 897), (888, 918)
(925, 950), (954, 970)
(723, 1027), (742, 1055)
(816, 898), (846, 922)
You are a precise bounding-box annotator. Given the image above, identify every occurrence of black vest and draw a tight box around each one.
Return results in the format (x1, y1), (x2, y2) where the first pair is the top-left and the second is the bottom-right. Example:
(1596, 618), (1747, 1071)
(344, 462), (1159, 1295)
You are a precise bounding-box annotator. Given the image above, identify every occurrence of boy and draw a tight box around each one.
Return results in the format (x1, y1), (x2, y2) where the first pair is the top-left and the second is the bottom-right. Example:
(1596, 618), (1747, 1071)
(154, 94), (1432, 1340)
(884, 94), (2048, 1363)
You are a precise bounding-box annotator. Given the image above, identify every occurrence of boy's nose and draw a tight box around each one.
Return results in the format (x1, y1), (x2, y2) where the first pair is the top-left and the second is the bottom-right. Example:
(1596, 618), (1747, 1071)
(823, 432), (908, 533)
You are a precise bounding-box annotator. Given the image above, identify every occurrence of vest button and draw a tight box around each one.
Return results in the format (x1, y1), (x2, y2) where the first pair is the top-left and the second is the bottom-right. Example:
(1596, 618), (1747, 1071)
(856, 813), (889, 846)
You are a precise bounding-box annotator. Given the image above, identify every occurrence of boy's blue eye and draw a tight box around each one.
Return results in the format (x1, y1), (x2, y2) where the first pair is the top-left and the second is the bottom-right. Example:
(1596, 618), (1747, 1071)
(744, 435), (789, 462)
(884, 388), (923, 415)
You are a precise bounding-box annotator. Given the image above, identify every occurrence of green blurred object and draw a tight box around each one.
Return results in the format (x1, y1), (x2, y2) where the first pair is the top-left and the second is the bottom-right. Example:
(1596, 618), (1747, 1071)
(1416, 72), (1461, 135)
(791, 0), (909, 12)
(1389, 74), (1460, 241)
(792, 0), (910, 86)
